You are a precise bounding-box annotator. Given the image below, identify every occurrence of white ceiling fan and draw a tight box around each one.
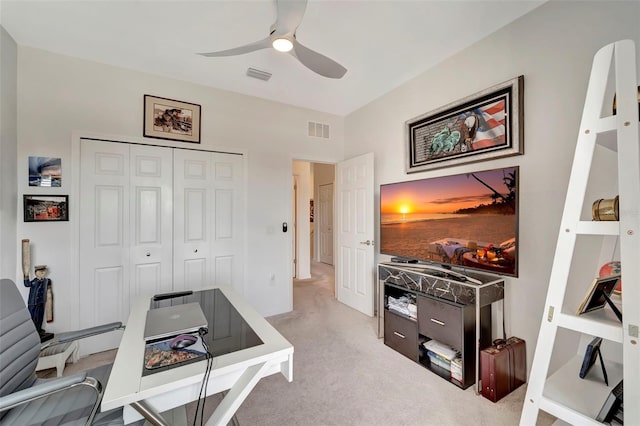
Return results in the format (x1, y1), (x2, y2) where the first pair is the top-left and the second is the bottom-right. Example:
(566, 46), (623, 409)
(199, 0), (347, 79)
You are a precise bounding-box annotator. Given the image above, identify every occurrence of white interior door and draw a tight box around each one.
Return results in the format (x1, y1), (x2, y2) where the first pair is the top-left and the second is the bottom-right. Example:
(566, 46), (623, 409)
(80, 141), (173, 353)
(79, 139), (130, 353)
(335, 153), (374, 316)
(173, 149), (244, 293)
(129, 144), (173, 300)
(174, 149), (213, 291)
(209, 152), (245, 295)
(292, 176), (298, 278)
(319, 183), (334, 265)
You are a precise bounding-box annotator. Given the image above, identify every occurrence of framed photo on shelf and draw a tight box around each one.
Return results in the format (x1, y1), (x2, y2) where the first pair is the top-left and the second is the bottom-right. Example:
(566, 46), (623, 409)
(405, 75), (524, 173)
(579, 337), (604, 380)
(576, 275), (621, 316)
(23, 194), (69, 222)
(144, 95), (201, 143)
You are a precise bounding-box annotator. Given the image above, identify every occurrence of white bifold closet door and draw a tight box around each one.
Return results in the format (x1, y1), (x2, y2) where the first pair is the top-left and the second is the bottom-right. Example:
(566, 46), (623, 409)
(79, 139), (244, 354)
(173, 148), (244, 294)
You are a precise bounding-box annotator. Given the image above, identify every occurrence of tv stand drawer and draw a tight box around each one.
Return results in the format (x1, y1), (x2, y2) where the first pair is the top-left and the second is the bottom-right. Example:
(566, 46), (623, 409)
(384, 310), (417, 361)
(418, 296), (462, 349)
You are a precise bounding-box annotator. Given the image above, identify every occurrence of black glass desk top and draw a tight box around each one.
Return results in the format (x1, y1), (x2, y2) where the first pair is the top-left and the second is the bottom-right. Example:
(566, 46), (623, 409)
(143, 288), (263, 376)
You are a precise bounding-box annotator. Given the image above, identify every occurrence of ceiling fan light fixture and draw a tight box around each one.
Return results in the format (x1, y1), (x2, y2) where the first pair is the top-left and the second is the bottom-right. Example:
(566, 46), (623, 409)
(272, 38), (293, 52)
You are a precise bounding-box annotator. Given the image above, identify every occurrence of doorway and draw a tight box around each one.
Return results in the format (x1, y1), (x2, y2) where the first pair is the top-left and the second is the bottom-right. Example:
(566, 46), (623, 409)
(292, 161), (335, 292)
(291, 153), (374, 318)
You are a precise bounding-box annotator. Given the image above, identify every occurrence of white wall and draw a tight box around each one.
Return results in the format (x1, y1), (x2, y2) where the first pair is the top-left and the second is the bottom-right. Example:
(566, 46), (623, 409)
(0, 25), (18, 280)
(345, 1), (640, 372)
(15, 47), (345, 332)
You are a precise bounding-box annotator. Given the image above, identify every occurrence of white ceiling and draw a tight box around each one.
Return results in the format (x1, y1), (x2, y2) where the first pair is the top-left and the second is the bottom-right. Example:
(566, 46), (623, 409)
(1, 0), (545, 116)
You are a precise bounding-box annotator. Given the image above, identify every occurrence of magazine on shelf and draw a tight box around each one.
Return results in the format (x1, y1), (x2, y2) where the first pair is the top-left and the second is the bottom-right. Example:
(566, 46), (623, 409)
(144, 334), (207, 370)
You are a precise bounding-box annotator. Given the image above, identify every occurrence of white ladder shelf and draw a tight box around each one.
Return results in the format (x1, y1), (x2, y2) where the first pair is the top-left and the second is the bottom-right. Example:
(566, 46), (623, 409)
(521, 40), (639, 425)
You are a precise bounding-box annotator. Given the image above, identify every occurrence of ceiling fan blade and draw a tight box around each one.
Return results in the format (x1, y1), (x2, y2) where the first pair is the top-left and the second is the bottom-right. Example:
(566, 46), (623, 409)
(198, 37), (271, 57)
(274, 0), (308, 34)
(290, 39), (347, 79)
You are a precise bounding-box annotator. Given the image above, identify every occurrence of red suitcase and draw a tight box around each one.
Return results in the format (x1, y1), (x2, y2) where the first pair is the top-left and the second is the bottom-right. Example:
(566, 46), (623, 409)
(481, 336), (526, 402)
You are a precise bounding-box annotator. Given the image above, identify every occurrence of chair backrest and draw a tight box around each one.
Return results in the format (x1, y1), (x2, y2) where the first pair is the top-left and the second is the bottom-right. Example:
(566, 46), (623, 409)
(0, 279), (41, 413)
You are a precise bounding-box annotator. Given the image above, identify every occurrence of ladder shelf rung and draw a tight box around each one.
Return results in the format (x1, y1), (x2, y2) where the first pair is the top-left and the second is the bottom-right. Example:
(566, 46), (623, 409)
(595, 115), (617, 133)
(592, 116), (618, 152)
(538, 397), (602, 426)
(555, 311), (623, 343)
(575, 221), (619, 235)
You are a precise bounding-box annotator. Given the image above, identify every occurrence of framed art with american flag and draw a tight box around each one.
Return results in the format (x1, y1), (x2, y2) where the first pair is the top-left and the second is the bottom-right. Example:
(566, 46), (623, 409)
(405, 76), (524, 173)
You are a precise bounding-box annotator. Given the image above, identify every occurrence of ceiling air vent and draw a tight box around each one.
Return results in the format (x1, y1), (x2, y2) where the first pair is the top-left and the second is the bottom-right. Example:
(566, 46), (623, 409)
(246, 67), (272, 81)
(308, 121), (330, 139)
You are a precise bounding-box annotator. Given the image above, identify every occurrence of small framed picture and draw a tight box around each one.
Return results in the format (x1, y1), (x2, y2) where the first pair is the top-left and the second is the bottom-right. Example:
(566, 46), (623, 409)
(576, 275), (621, 316)
(29, 156), (62, 187)
(23, 195), (69, 222)
(144, 95), (201, 143)
(579, 337), (604, 381)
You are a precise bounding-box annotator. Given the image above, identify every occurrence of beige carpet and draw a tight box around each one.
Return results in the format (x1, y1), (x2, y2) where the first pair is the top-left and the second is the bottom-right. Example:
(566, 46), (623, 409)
(46, 261), (554, 425)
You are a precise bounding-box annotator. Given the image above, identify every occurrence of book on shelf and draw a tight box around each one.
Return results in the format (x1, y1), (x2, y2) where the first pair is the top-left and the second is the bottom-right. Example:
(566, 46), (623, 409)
(427, 351), (451, 371)
(450, 356), (462, 382)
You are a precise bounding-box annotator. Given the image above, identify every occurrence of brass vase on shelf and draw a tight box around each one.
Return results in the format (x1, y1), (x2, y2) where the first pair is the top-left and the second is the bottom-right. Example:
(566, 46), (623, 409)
(592, 196), (619, 221)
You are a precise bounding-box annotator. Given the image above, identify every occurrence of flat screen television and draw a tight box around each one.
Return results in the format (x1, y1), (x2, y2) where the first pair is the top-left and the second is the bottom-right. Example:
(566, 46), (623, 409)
(380, 166), (518, 277)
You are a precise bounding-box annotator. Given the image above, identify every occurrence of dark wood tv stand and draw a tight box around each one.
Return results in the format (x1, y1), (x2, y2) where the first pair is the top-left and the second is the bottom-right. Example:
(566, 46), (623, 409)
(377, 262), (505, 391)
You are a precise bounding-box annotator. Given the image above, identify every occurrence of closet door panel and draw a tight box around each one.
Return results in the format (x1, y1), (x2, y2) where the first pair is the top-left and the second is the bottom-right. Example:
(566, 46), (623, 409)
(130, 145), (173, 301)
(94, 267), (125, 326)
(211, 154), (245, 295)
(174, 150), (212, 291)
(132, 262), (163, 296)
(214, 255), (233, 287)
(184, 258), (207, 291)
(79, 139), (130, 354)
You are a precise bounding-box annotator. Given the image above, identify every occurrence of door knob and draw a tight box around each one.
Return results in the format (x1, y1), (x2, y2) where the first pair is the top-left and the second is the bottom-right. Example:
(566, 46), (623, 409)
(194, 249), (198, 253)
(360, 240), (372, 246)
(145, 252), (150, 257)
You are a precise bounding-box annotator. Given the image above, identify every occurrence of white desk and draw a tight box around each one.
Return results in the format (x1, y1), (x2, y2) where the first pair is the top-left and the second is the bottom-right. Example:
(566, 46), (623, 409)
(102, 286), (294, 426)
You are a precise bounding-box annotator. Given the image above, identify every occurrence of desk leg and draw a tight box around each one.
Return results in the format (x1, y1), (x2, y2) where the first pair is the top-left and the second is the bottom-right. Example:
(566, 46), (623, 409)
(131, 400), (171, 426)
(205, 361), (269, 426)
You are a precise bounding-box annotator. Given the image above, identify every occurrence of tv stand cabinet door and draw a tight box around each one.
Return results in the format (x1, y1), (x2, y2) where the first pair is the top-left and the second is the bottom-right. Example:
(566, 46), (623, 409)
(384, 311), (417, 361)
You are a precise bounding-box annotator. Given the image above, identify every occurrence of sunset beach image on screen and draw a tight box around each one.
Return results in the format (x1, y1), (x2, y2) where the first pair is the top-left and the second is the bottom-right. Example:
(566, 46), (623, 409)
(380, 166), (518, 277)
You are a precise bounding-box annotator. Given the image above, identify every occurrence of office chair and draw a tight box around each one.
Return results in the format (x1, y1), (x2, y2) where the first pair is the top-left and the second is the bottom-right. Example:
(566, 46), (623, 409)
(0, 279), (142, 425)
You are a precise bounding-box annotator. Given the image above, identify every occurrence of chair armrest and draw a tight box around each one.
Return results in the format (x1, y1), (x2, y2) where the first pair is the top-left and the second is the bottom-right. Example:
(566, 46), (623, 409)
(0, 372), (87, 412)
(43, 322), (123, 348)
